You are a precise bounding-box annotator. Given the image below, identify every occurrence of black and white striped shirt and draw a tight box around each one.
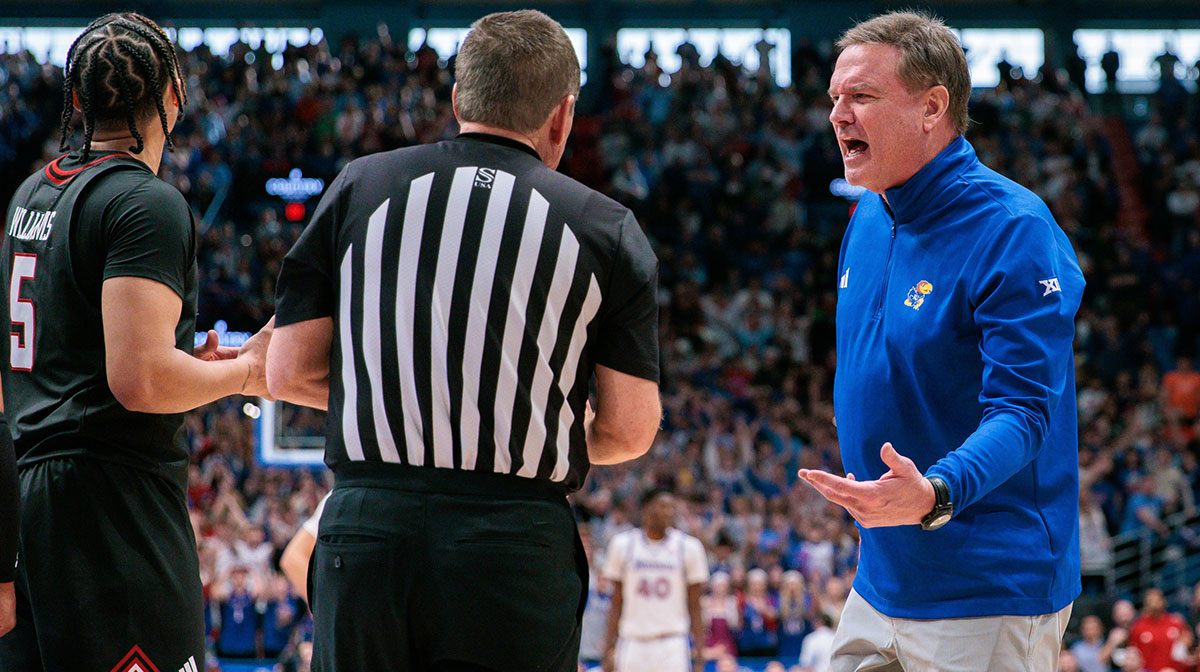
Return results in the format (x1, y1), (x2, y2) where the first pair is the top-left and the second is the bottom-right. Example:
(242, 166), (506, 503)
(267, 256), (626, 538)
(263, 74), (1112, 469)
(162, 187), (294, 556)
(275, 134), (659, 491)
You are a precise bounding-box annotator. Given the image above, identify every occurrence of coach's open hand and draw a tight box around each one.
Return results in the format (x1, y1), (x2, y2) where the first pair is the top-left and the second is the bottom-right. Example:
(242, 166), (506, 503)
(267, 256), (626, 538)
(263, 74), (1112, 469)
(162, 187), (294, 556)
(798, 442), (936, 528)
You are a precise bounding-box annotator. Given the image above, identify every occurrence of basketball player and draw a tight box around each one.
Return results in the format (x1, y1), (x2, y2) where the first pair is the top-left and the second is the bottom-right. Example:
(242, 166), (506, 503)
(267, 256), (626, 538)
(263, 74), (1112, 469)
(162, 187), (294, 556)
(0, 13), (272, 671)
(601, 488), (709, 672)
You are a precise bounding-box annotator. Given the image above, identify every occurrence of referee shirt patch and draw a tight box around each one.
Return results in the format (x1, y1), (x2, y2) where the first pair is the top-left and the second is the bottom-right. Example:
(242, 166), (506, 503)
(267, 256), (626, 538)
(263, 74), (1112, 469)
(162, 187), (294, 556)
(474, 167), (497, 189)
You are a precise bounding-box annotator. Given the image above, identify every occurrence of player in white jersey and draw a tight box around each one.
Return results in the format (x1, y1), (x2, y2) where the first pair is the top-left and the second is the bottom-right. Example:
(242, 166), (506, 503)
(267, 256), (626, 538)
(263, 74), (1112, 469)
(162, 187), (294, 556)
(601, 488), (709, 672)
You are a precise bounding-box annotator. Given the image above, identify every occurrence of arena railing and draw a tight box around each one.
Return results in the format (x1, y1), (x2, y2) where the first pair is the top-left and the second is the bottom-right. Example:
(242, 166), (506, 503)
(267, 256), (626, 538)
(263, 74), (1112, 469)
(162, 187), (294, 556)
(1111, 508), (1200, 598)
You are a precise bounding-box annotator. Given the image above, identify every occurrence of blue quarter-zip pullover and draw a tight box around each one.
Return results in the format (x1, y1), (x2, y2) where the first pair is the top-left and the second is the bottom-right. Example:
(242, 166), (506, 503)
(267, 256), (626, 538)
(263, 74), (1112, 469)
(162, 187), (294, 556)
(834, 136), (1084, 619)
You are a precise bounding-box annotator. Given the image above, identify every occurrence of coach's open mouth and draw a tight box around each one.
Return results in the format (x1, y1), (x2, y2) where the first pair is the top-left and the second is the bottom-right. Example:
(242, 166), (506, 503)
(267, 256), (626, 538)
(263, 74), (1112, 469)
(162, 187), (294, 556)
(843, 138), (869, 158)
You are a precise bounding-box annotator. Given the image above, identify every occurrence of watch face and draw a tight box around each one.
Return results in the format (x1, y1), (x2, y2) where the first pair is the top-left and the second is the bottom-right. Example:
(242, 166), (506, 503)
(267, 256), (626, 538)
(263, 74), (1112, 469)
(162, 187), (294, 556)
(927, 511), (952, 530)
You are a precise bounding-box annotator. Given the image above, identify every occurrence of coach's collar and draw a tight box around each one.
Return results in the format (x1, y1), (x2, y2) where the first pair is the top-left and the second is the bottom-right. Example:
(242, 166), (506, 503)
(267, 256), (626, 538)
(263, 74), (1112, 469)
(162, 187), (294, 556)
(882, 135), (976, 226)
(456, 132), (542, 161)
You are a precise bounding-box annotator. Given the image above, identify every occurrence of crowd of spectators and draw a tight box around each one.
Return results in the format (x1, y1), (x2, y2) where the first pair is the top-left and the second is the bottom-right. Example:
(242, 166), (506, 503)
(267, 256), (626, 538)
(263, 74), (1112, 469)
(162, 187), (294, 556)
(3, 23), (1200, 672)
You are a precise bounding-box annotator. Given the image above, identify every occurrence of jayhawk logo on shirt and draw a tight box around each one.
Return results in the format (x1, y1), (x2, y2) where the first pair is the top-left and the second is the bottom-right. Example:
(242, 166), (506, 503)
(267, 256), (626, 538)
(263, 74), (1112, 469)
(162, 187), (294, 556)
(905, 280), (933, 310)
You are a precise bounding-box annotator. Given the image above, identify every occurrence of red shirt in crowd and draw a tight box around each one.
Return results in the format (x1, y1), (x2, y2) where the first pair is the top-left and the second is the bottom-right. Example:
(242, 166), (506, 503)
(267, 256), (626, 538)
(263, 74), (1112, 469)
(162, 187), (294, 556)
(1163, 368), (1200, 419)
(1131, 611), (1188, 672)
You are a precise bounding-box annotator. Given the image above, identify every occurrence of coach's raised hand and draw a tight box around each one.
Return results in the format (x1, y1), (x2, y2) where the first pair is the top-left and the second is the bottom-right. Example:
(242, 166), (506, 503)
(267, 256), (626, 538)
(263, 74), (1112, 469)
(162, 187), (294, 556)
(798, 442), (936, 528)
(236, 316), (275, 399)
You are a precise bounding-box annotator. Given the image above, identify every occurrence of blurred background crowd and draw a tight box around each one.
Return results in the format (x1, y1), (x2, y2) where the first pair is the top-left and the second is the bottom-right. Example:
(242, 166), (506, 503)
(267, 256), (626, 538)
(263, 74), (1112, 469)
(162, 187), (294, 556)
(2, 17), (1200, 672)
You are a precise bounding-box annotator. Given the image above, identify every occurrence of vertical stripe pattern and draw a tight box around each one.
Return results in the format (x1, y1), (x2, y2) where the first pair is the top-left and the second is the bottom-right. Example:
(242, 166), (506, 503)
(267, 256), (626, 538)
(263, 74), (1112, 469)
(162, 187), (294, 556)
(396, 173), (434, 464)
(338, 245), (365, 461)
(491, 189), (549, 473)
(552, 275), (603, 482)
(327, 157), (619, 488)
(459, 170), (515, 470)
(361, 199), (400, 462)
(516, 227), (581, 477)
(429, 167), (475, 467)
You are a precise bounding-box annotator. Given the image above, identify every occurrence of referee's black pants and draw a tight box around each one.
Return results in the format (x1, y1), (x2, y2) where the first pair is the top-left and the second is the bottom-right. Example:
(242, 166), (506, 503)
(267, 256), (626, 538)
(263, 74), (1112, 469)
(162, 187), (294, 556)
(311, 462), (588, 672)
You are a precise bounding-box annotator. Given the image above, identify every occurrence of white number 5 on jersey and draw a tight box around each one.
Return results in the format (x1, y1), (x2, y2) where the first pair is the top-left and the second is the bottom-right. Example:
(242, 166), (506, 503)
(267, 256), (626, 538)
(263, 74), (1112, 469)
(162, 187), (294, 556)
(9, 253), (37, 371)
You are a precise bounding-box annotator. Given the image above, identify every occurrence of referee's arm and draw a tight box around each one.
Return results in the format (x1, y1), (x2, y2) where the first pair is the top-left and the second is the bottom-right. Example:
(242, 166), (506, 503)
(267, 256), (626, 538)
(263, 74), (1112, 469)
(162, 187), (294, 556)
(268, 167), (344, 410)
(266, 319), (332, 411)
(587, 364), (659, 464)
(588, 209), (661, 465)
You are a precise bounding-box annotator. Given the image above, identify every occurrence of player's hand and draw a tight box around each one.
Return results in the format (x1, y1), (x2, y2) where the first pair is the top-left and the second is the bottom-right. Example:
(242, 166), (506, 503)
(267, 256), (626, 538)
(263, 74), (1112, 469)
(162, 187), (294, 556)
(798, 442), (936, 528)
(237, 316), (275, 399)
(193, 329), (239, 362)
(0, 581), (15, 637)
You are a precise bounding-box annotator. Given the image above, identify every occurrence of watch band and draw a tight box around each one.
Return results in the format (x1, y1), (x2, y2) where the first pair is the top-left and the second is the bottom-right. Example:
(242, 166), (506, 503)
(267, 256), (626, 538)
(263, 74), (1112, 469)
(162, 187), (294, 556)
(921, 476), (953, 531)
(928, 475), (950, 507)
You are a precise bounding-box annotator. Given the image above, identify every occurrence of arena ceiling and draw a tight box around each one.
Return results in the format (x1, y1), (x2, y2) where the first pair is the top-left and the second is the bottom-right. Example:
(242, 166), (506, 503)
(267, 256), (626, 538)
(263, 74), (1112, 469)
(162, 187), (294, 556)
(8, 0), (1200, 24)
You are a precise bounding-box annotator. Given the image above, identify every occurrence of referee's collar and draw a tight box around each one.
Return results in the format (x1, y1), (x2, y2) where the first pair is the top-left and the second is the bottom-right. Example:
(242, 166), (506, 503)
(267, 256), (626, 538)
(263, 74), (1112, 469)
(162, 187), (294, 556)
(456, 132), (543, 161)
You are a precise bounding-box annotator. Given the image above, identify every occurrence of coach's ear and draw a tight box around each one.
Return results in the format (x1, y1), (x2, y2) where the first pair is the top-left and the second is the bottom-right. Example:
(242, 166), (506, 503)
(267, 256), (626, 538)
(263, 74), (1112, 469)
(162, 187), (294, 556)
(451, 83), (461, 123)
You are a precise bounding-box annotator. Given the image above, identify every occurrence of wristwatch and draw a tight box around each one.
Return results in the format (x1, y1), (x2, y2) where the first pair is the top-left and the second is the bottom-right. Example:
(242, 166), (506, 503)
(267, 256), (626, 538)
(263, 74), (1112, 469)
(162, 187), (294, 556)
(921, 476), (953, 531)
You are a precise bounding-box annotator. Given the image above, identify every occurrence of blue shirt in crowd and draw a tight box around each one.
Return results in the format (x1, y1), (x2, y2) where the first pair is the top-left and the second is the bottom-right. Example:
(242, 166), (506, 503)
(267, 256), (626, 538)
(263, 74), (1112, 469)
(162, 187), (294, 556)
(261, 596), (300, 655)
(217, 590), (259, 657)
(833, 136), (1084, 619)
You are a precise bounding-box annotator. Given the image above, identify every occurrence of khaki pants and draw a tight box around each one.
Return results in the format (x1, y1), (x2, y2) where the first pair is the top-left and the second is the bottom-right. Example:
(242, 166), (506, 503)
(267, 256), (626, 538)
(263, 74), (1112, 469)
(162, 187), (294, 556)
(830, 589), (1071, 672)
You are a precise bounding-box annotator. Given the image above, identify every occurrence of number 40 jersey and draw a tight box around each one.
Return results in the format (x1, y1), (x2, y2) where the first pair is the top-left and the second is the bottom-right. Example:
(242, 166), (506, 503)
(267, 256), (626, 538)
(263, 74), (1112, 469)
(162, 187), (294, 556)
(602, 528), (709, 639)
(1, 151), (198, 486)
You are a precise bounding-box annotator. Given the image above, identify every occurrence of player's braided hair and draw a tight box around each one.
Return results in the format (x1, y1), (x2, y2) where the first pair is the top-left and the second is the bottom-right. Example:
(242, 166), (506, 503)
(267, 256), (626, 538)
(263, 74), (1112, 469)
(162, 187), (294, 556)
(58, 13), (188, 161)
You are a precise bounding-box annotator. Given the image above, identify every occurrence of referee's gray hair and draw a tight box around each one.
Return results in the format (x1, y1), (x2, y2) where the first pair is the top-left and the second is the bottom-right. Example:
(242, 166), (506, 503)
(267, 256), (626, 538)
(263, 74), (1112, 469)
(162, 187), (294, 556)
(454, 10), (581, 134)
(837, 10), (971, 135)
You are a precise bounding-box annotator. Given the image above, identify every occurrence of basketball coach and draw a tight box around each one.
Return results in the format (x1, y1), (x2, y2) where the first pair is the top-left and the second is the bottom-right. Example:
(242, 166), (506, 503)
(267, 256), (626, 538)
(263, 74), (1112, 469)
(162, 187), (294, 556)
(799, 11), (1084, 672)
(266, 10), (662, 671)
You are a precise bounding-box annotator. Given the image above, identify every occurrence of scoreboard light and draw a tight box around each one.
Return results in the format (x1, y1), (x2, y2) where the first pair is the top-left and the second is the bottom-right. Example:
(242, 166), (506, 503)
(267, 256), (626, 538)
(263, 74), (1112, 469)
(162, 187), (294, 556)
(266, 168), (324, 222)
(284, 202), (306, 221)
(265, 168), (324, 201)
(193, 319), (252, 348)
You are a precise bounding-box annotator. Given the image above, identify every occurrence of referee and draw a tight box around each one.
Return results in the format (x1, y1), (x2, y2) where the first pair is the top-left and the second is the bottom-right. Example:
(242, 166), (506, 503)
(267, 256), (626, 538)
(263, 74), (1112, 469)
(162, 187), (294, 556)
(267, 10), (662, 672)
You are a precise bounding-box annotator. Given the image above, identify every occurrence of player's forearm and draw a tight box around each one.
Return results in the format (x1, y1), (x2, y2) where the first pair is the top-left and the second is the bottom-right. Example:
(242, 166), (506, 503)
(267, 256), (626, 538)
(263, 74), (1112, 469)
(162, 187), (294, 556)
(112, 351), (250, 414)
(688, 584), (704, 658)
(603, 589), (623, 657)
(690, 609), (704, 662)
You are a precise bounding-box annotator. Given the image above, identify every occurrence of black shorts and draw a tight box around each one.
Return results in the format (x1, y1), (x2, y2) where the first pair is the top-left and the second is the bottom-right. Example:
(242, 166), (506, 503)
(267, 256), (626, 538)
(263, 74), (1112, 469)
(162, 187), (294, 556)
(0, 457), (205, 672)
(312, 463), (588, 672)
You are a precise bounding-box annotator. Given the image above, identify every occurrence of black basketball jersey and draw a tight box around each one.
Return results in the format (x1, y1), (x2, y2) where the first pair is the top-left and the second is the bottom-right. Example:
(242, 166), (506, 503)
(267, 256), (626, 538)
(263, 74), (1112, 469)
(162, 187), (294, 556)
(276, 133), (660, 492)
(1, 151), (198, 485)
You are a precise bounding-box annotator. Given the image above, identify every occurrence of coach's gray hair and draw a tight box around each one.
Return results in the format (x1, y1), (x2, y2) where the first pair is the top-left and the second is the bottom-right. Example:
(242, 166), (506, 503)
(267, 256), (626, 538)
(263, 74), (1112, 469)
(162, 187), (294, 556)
(454, 10), (581, 134)
(837, 10), (971, 135)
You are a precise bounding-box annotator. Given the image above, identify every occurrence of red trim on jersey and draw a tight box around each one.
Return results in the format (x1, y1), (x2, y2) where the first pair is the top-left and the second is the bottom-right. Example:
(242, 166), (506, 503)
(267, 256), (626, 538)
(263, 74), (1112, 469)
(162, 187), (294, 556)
(108, 645), (161, 672)
(43, 153), (125, 185)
